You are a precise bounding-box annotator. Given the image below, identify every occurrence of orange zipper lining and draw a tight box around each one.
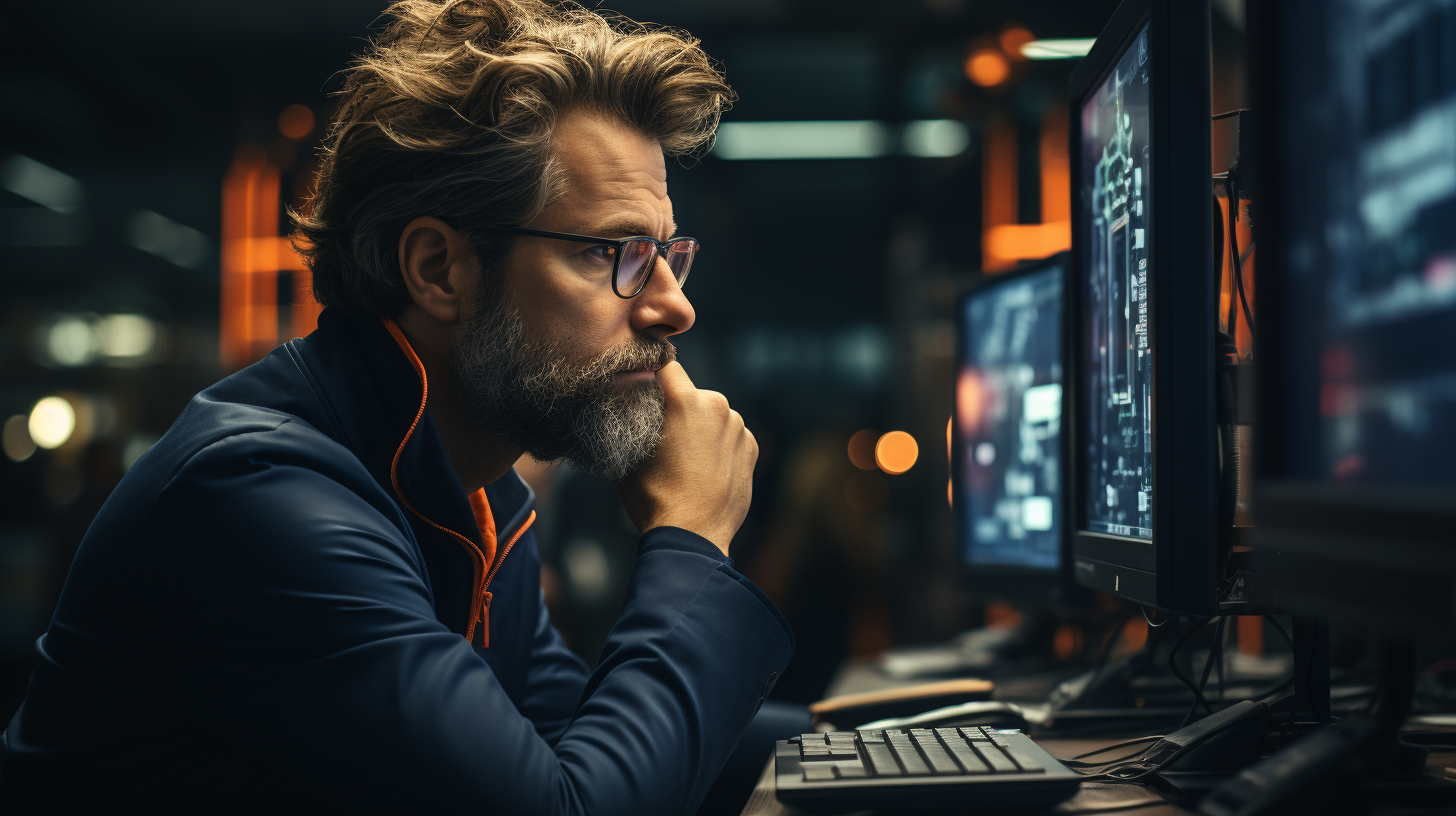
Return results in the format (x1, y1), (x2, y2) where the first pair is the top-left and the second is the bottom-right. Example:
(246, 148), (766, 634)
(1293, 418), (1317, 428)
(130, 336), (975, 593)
(380, 318), (490, 644)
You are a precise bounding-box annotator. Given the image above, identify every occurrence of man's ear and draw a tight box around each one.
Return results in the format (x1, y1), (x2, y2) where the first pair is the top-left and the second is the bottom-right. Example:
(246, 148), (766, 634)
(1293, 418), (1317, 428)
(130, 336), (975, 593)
(398, 216), (479, 324)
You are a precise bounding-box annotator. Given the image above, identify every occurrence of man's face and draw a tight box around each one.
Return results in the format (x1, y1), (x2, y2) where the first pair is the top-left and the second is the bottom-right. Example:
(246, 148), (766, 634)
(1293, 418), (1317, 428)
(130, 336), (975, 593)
(451, 110), (696, 479)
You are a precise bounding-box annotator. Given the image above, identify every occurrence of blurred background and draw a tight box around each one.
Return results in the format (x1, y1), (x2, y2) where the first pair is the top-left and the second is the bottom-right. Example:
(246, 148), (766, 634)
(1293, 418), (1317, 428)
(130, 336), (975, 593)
(0, 0), (1249, 718)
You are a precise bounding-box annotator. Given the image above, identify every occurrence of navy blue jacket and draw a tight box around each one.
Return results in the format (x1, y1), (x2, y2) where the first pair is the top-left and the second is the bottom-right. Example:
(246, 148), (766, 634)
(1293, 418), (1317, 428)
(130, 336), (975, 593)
(1, 308), (793, 812)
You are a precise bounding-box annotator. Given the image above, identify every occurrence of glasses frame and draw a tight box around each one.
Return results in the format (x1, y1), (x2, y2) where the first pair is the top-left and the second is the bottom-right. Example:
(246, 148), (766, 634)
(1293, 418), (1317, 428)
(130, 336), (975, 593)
(484, 225), (698, 299)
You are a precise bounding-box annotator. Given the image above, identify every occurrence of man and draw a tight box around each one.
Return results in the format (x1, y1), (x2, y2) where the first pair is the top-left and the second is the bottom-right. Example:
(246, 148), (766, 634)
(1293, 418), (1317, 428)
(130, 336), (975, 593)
(0, 0), (795, 811)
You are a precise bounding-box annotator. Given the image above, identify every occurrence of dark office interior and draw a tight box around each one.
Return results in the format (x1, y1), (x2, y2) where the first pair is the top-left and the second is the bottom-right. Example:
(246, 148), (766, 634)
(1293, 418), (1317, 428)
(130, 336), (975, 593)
(4, 0), (1456, 813)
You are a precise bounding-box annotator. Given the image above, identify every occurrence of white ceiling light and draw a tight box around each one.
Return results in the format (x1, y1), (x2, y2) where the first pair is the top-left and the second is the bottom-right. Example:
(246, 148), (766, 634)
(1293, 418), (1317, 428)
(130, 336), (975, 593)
(714, 120), (972, 161)
(1, 155), (83, 213)
(1020, 38), (1097, 60)
(903, 120), (970, 158)
(715, 121), (891, 160)
(127, 210), (210, 270)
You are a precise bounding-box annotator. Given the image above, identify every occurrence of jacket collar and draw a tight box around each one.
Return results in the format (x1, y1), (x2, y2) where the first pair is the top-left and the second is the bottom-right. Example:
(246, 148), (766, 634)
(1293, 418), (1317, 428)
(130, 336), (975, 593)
(285, 307), (536, 548)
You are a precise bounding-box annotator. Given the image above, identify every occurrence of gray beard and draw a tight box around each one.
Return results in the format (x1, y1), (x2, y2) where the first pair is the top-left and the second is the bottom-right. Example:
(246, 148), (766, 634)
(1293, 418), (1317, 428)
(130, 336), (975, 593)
(450, 298), (674, 480)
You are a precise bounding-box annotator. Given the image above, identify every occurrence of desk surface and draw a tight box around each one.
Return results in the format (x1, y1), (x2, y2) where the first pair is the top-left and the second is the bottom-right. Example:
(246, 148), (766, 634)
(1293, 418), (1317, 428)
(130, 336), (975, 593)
(746, 661), (1456, 815)
(741, 741), (1456, 816)
(738, 737), (1190, 816)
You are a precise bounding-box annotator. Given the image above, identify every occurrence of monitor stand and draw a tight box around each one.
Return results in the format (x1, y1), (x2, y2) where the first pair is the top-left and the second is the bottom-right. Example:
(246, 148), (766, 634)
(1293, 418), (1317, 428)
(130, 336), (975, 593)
(1196, 641), (1453, 815)
(1150, 624), (1445, 810)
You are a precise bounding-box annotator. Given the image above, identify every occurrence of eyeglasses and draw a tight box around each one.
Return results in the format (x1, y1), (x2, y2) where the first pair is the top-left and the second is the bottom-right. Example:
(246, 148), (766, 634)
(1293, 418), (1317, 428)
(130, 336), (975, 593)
(484, 226), (698, 299)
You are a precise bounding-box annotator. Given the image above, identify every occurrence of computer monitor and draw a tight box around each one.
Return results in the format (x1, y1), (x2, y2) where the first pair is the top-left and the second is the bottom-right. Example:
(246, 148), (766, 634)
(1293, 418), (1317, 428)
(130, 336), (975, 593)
(1250, 0), (1456, 633)
(953, 254), (1076, 605)
(1068, 0), (1217, 615)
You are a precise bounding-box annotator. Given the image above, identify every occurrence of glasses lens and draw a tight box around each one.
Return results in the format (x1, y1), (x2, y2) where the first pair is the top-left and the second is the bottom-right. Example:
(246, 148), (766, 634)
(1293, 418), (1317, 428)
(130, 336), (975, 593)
(665, 239), (697, 288)
(615, 239), (657, 296)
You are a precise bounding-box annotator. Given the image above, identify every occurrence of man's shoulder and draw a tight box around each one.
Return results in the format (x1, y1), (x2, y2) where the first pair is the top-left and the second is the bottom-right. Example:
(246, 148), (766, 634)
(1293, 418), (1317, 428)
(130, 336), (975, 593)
(120, 381), (386, 527)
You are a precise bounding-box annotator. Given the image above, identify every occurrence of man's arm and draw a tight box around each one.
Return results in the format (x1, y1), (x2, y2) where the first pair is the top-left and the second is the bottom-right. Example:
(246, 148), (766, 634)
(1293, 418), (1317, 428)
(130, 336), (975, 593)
(516, 562), (591, 746)
(146, 423), (790, 813)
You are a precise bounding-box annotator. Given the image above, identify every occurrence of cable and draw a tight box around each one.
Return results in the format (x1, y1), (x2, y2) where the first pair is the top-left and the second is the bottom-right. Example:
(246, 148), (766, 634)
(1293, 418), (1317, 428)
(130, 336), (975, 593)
(1226, 177), (1255, 340)
(1182, 616), (1229, 728)
(1071, 737), (1170, 763)
(1168, 617), (1216, 719)
(1141, 605), (1171, 628)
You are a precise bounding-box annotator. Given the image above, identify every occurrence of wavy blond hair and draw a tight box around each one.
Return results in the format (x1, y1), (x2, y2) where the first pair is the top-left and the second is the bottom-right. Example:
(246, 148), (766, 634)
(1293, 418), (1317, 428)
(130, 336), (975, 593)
(294, 0), (733, 317)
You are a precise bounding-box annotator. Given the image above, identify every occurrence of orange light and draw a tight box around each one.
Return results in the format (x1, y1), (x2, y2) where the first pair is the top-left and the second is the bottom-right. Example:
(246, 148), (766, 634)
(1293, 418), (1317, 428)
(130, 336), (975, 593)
(985, 601), (1022, 629)
(848, 429), (879, 471)
(221, 145), (282, 370)
(875, 431), (919, 475)
(946, 417), (953, 461)
(981, 113), (1018, 272)
(998, 26), (1035, 61)
(1237, 616), (1264, 657)
(956, 369), (986, 433)
(984, 221), (1072, 263)
(1040, 104), (1071, 224)
(278, 104), (315, 140)
(966, 49), (1011, 87)
(1053, 623), (1084, 660)
(1122, 616), (1149, 652)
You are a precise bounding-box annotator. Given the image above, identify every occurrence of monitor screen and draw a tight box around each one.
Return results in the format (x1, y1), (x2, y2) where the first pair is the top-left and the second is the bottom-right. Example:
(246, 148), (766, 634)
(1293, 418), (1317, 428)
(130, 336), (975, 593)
(1079, 20), (1154, 539)
(955, 263), (1064, 571)
(1275, 0), (1456, 486)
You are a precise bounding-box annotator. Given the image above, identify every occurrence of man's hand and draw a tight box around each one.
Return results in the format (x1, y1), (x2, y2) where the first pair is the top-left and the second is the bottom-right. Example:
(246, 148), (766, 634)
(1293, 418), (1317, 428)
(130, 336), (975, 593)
(616, 362), (757, 556)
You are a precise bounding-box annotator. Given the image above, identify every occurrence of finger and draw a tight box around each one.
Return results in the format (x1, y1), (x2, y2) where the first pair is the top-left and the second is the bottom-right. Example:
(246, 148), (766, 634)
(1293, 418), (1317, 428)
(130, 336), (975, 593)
(655, 361), (697, 403)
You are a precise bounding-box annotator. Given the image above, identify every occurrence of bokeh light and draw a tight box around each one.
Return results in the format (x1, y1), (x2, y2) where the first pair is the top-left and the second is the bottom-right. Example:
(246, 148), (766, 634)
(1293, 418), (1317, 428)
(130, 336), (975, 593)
(97, 314), (157, 361)
(875, 431), (919, 474)
(848, 429), (879, 470)
(965, 48), (1011, 87)
(278, 104), (315, 140)
(998, 25), (1035, 60)
(28, 396), (75, 449)
(3, 415), (36, 462)
(956, 369), (986, 433)
(45, 315), (97, 367)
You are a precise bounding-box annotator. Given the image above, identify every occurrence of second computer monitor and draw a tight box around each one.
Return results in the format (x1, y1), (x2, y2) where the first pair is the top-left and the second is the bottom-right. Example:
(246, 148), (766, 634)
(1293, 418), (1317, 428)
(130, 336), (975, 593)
(954, 254), (1074, 605)
(1068, 0), (1217, 615)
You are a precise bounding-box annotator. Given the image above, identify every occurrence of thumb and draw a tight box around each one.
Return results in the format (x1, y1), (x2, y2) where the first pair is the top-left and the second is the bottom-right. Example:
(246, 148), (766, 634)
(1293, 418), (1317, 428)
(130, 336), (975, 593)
(655, 361), (696, 404)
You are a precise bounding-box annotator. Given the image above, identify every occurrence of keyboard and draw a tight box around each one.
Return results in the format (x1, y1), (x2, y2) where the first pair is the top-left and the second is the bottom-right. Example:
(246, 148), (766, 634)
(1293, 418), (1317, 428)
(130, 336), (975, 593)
(774, 727), (1081, 814)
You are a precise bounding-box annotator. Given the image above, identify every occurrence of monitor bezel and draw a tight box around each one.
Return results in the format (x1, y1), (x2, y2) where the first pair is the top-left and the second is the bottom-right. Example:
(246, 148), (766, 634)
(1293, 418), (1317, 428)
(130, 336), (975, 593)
(1067, 0), (1217, 616)
(1247, 0), (1456, 632)
(952, 253), (1084, 608)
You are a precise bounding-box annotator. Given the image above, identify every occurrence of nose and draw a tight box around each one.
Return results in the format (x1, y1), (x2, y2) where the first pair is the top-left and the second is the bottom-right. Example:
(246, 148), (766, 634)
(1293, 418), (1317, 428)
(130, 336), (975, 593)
(630, 255), (695, 338)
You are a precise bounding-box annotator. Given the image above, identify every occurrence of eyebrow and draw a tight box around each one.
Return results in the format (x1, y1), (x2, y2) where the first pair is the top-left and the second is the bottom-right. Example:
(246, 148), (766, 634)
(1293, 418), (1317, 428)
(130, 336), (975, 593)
(593, 220), (679, 240)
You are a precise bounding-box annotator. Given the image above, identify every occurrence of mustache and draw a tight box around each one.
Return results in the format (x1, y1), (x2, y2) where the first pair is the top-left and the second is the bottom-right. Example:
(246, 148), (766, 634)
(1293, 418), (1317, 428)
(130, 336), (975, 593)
(576, 336), (677, 381)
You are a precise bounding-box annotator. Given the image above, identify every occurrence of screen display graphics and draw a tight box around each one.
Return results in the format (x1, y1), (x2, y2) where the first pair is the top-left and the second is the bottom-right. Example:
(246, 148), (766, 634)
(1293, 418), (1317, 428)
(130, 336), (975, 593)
(1080, 21), (1154, 539)
(956, 264), (1063, 570)
(1278, 0), (1456, 486)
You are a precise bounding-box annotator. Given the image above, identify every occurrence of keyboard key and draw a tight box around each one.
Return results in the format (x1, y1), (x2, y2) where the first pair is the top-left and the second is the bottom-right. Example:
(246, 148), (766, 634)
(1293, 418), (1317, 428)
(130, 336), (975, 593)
(862, 742), (902, 776)
(886, 737), (931, 775)
(972, 742), (1020, 773)
(858, 730), (884, 742)
(801, 733), (826, 744)
(909, 731), (961, 775)
(802, 764), (836, 781)
(836, 762), (868, 778)
(939, 733), (991, 774)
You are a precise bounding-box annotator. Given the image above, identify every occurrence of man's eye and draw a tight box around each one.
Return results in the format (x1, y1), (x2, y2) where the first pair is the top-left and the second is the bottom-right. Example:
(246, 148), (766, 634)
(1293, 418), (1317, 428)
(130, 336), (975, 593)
(582, 245), (616, 265)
